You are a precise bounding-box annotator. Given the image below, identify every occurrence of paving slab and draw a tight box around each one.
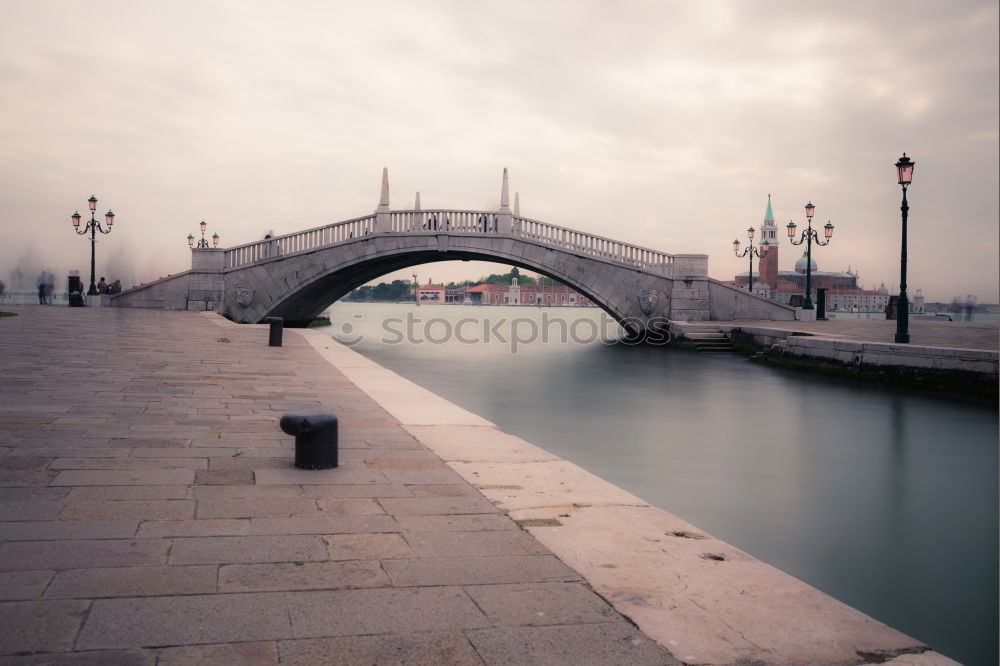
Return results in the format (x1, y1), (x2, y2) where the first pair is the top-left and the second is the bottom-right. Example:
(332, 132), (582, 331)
(278, 631), (483, 666)
(0, 600), (90, 653)
(248, 515), (400, 536)
(465, 622), (678, 666)
(45, 565), (218, 598)
(0, 539), (170, 571)
(0, 650), (153, 665)
(0, 519), (138, 541)
(77, 593), (293, 649)
(383, 554), (581, 587)
(402, 529), (551, 558)
(155, 642), (278, 665)
(60, 499), (195, 521)
(168, 535), (331, 565)
(0, 570), (54, 600)
(49, 470), (195, 486)
(284, 587), (490, 638)
(218, 560), (389, 592)
(463, 582), (620, 627)
(0, 500), (64, 521)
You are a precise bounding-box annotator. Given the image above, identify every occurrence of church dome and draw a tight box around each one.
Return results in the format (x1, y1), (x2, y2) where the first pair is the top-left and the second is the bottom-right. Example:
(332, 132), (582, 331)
(794, 252), (817, 273)
(876, 282), (889, 295)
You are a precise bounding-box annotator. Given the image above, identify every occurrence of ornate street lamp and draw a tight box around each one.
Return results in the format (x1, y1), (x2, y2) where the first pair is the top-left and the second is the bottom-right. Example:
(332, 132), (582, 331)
(412, 272), (419, 306)
(786, 201), (834, 310)
(733, 225), (769, 294)
(70, 195), (117, 295)
(188, 220), (220, 249)
(894, 153), (915, 343)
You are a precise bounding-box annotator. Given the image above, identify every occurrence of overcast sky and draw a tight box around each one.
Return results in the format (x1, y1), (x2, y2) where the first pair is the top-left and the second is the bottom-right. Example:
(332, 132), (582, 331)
(1, 0), (997, 302)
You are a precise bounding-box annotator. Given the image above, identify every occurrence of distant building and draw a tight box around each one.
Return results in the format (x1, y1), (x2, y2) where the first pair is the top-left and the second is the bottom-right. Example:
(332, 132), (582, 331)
(445, 286), (469, 303)
(416, 283), (445, 303)
(465, 278), (592, 306)
(735, 257), (890, 312)
(757, 194), (780, 292)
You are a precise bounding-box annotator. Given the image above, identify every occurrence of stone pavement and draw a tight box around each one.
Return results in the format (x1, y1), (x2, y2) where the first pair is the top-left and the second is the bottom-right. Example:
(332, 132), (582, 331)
(723, 318), (999, 350)
(0, 305), (676, 665)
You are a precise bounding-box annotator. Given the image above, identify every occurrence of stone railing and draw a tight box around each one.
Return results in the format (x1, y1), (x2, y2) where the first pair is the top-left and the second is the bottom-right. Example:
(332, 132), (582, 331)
(388, 210), (500, 233)
(516, 216), (672, 273)
(225, 215), (376, 268)
(223, 209), (674, 274)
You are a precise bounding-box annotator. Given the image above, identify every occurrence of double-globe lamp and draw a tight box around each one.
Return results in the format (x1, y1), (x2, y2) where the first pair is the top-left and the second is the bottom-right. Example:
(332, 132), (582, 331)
(733, 226), (769, 294)
(70, 195), (116, 296)
(786, 201), (834, 310)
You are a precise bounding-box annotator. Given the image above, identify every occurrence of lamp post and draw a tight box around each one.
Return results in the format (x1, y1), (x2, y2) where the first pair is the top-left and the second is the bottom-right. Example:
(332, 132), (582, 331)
(412, 272), (419, 306)
(894, 153), (915, 343)
(187, 220), (220, 249)
(786, 202), (834, 309)
(733, 226), (769, 294)
(70, 195), (117, 296)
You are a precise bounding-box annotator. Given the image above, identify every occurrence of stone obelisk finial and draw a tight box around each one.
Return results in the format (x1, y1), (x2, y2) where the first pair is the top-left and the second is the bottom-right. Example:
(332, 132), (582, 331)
(377, 167), (390, 211)
(414, 192), (421, 211)
(499, 168), (510, 211)
(513, 192), (520, 217)
(497, 168), (513, 233)
(374, 167), (391, 233)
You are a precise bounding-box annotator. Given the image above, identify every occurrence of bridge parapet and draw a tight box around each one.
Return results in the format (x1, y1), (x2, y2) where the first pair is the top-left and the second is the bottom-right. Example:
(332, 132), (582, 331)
(516, 216), (675, 275)
(222, 208), (679, 277)
(224, 215), (375, 268)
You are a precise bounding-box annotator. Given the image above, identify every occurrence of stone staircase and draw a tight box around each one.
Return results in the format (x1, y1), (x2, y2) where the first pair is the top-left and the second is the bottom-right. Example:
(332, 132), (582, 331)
(682, 325), (738, 352)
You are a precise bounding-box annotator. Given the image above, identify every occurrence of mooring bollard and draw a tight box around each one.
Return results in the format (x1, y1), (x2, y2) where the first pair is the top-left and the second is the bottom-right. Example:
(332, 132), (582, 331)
(279, 412), (339, 469)
(265, 316), (283, 347)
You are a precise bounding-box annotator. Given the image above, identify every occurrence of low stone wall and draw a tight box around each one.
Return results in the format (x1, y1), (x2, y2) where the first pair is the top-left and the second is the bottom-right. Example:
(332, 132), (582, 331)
(109, 271), (191, 310)
(707, 280), (797, 321)
(770, 335), (998, 379)
(725, 326), (999, 383)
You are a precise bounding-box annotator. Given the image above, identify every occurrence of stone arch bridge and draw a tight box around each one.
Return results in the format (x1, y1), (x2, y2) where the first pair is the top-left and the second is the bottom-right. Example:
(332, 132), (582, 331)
(112, 169), (794, 330)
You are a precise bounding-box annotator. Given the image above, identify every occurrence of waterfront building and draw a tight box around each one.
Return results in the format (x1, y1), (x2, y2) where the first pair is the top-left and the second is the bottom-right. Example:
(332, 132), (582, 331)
(466, 278), (592, 306)
(416, 283), (445, 303)
(733, 258), (891, 312)
(445, 286), (469, 303)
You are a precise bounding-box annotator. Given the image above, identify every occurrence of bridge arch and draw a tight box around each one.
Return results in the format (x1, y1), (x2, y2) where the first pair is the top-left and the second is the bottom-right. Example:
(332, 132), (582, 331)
(225, 230), (678, 328)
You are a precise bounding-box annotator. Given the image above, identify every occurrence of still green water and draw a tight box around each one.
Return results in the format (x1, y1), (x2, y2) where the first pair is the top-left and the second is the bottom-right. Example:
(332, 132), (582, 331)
(329, 302), (998, 665)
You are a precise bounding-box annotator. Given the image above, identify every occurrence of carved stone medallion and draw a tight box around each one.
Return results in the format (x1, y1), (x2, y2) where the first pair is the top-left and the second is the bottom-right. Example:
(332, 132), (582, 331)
(638, 289), (657, 316)
(235, 286), (255, 308)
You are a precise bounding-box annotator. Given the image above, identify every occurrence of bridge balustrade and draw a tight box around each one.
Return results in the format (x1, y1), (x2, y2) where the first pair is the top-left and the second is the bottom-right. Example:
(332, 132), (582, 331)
(225, 215), (375, 268)
(222, 209), (673, 275)
(517, 217), (672, 273)
(389, 210), (500, 233)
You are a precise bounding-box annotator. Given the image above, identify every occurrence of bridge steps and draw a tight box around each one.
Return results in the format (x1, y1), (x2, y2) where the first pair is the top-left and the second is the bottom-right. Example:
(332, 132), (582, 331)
(679, 326), (739, 353)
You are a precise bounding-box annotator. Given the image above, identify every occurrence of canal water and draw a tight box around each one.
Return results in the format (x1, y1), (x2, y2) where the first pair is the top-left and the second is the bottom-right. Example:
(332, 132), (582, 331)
(328, 302), (998, 665)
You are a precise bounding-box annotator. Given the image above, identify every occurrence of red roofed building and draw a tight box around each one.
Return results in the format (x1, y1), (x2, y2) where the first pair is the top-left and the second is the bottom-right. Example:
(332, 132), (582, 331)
(465, 279), (591, 306)
(416, 283), (445, 303)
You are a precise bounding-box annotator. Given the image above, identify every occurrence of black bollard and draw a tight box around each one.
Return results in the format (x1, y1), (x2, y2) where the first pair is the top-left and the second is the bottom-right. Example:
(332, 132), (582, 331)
(279, 412), (339, 469)
(265, 316), (283, 346)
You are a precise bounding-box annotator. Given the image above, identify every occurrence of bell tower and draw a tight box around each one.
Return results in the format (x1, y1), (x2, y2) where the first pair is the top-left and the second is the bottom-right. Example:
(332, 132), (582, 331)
(758, 194), (779, 292)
